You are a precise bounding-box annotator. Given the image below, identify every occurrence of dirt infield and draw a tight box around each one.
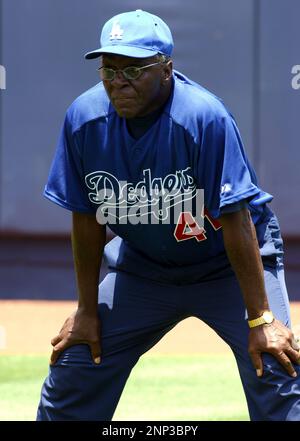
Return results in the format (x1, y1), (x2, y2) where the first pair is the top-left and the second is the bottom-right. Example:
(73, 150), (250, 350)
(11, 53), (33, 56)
(0, 300), (299, 355)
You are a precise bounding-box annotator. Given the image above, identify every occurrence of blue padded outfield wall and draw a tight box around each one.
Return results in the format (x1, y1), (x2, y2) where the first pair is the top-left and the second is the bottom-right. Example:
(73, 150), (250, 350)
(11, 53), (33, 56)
(0, 0), (299, 236)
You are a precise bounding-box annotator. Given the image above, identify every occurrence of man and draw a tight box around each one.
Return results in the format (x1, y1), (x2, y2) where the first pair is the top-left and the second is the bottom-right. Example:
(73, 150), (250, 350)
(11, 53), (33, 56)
(37, 10), (300, 421)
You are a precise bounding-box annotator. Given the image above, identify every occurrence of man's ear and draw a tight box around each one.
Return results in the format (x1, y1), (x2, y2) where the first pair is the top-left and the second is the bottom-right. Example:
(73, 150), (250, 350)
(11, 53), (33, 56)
(163, 60), (173, 82)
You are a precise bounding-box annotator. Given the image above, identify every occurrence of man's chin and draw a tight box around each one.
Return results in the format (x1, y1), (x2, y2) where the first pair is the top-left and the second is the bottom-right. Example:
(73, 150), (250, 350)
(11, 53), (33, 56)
(115, 107), (139, 119)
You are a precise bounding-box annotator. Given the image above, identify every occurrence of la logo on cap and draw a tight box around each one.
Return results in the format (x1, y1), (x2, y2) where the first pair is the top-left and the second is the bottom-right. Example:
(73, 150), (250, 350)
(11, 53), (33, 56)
(110, 19), (124, 41)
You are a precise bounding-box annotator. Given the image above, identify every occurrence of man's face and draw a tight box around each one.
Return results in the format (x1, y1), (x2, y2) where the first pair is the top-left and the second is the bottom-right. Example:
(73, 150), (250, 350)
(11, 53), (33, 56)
(101, 54), (172, 119)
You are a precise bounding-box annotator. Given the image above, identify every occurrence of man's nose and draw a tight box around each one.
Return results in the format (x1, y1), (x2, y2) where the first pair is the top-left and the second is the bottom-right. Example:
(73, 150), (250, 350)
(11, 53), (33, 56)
(111, 70), (130, 88)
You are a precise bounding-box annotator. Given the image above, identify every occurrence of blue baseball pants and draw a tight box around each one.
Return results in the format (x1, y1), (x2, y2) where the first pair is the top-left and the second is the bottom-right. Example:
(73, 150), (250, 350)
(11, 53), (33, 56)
(36, 265), (300, 421)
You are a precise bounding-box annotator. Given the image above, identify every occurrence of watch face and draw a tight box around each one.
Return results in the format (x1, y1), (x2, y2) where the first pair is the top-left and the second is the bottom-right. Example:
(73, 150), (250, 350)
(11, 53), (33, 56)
(263, 311), (274, 324)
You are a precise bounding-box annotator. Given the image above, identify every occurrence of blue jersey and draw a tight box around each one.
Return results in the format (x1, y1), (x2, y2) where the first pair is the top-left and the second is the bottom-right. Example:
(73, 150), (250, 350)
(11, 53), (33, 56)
(44, 71), (283, 283)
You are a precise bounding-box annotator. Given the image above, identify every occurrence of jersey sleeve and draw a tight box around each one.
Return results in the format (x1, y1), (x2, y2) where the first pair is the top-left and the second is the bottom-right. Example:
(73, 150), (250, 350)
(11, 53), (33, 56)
(219, 199), (248, 214)
(43, 112), (96, 214)
(198, 110), (266, 219)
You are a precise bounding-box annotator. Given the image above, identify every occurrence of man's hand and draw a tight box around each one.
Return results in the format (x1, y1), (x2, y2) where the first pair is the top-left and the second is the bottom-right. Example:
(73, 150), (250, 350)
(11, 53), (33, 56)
(249, 319), (300, 377)
(50, 308), (101, 365)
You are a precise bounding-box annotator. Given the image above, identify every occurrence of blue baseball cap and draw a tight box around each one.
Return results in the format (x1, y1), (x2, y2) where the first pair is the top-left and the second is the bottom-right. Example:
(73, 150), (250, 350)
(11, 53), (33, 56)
(85, 9), (174, 59)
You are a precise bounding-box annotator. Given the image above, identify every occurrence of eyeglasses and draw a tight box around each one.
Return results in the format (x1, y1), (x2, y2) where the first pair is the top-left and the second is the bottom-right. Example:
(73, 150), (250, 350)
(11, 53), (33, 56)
(97, 61), (163, 81)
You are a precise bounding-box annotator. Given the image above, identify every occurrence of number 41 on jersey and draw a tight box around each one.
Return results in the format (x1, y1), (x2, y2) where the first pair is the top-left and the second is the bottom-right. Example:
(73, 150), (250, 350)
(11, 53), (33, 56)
(174, 208), (222, 242)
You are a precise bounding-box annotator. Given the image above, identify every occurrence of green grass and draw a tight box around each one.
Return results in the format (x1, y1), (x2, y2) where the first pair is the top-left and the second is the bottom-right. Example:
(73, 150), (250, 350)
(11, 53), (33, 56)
(0, 355), (49, 421)
(0, 354), (249, 421)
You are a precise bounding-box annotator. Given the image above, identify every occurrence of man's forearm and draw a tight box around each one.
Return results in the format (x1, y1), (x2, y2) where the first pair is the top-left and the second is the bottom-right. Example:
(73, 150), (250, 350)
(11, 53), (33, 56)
(219, 207), (270, 319)
(71, 212), (106, 314)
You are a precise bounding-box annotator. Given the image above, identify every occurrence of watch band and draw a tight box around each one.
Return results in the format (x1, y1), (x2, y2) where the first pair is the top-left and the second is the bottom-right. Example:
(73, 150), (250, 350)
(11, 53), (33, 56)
(248, 311), (274, 328)
(248, 316), (267, 328)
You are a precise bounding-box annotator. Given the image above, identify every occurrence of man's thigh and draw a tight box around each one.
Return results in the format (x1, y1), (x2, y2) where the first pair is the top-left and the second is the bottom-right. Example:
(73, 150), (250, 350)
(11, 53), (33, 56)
(37, 271), (185, 421)
(182, 266), (300, 420)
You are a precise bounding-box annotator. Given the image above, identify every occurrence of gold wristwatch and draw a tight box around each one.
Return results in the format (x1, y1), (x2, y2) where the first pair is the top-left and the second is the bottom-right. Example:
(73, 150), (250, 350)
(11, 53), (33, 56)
(248, 311), (274, 328)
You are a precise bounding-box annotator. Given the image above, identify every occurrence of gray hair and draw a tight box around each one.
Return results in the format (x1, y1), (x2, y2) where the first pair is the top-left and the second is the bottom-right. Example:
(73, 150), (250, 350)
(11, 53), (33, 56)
(156, 54), (171, 63)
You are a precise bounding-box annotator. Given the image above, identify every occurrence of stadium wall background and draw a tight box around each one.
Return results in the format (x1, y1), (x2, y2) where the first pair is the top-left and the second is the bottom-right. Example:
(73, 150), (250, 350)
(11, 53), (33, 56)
(0, 0), (299, 237)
